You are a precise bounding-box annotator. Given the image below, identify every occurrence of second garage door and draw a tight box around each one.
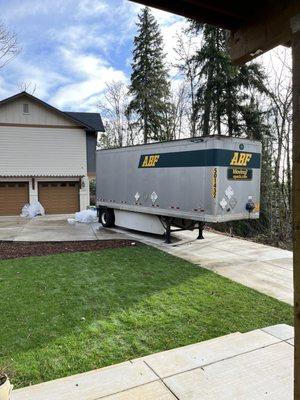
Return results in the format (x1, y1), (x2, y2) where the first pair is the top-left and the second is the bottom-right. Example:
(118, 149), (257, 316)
(38, 181), (80, 214)
(0, 182), (29, 215)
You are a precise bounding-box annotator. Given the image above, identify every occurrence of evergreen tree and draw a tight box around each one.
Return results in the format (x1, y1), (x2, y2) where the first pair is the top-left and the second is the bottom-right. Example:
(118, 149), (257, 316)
(127, 7), (172, 143)
(190, 23), (267, 137)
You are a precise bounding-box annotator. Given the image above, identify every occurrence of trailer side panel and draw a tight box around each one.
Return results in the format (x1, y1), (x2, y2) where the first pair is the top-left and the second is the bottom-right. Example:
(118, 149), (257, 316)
(96, 137), (261, 223)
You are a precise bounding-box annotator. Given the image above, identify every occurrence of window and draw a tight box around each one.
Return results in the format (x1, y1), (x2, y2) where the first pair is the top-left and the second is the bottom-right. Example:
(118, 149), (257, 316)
(23, 103), (29, 114)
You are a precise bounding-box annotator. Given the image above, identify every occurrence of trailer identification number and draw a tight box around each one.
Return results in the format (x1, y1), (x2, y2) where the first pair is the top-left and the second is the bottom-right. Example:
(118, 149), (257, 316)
(140, 154), (160, 168)
(212, 168), (217, 198)
(230, 152), (252, 166)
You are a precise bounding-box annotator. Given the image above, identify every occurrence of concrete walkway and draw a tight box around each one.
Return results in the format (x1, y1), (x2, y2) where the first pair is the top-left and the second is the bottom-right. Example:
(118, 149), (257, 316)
(0, 215), (293, 304)
(11, 324), (294, 400)
(106, 228), (294, 305)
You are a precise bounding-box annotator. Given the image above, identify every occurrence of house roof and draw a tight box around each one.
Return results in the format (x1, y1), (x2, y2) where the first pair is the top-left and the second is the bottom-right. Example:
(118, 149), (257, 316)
(0, 91), (105, 132)
(63, 112), (104, 132)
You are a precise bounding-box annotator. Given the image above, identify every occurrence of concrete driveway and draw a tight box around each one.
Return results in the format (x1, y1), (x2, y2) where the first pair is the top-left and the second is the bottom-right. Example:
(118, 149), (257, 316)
(0, 215), (293, 304)
(163, 230), (293, 305)
(0, 215), (127, 241)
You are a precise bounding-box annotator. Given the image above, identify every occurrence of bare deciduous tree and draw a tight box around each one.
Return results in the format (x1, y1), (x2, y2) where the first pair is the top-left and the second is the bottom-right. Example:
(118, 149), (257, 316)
(166, 81), (190, 140)
(261, 48), (293, 247)
(0, 21), (20, 69)
(174, 31), (198, 137)
(98, 81), (140, 148)
(17, 81), (37, 94)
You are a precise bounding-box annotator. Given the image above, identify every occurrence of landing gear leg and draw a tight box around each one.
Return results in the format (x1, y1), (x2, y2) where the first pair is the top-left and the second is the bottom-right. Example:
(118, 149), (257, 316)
(197, 223), (205, 240)
(165, 220), (172, 244)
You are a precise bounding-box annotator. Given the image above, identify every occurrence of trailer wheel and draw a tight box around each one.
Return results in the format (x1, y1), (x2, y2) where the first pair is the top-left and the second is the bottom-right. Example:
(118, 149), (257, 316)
(99, 209), (115, 228)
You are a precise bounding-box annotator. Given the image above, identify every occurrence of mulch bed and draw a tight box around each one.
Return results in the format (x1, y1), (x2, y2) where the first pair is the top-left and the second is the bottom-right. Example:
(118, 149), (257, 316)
(0, 240), (139, 260)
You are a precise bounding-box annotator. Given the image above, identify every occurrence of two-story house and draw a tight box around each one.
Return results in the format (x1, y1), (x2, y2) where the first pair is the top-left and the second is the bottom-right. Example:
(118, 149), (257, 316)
(0, 91), (104, 215)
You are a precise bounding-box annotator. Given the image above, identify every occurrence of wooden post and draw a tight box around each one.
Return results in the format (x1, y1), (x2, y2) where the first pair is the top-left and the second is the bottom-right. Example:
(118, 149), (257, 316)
(292, 14), (300, 400)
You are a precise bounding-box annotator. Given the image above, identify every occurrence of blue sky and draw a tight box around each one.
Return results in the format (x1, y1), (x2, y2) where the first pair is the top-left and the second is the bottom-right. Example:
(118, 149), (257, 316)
(0, 0), (185, 111)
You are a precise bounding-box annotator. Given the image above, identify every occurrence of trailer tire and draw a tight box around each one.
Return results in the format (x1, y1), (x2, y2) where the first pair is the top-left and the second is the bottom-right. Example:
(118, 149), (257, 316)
(99, 209), (115, 228)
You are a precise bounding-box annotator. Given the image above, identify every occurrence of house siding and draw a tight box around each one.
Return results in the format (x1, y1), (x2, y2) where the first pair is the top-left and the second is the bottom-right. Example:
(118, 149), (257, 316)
(0, 125), (87, 177)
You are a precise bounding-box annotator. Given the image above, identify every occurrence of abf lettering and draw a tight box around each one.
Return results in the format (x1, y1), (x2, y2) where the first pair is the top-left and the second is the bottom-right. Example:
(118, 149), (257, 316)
(142, 154), (160, 167)
(230, 152), (252, 167)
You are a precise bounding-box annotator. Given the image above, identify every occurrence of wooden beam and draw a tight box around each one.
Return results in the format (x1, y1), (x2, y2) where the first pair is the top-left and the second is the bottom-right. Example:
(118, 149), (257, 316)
(130, 0), (242, 30)
(183, 0), (248, 20)
(292, 14), (300, 400)
(230, 1), (300, 64)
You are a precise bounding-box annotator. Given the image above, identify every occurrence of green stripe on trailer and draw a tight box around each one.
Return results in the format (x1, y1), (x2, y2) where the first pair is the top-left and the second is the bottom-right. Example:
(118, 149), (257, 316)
(139, 149), (261, 169)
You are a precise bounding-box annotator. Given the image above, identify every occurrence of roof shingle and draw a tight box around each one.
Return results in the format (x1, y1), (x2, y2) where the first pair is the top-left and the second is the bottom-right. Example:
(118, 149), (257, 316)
(63, 112), (105, 132)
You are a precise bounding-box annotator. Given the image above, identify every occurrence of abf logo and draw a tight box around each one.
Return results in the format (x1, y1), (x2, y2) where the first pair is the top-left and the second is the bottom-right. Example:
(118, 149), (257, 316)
(141, 154), (160, 168)
(230, 152), (252, 167)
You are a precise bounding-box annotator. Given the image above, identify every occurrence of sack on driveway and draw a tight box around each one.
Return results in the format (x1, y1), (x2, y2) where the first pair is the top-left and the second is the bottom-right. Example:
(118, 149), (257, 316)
(68, 209), (98, 224)
(20, 201), (45, 218)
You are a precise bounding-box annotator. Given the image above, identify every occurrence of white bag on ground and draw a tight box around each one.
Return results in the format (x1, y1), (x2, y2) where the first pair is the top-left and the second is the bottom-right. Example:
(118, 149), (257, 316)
(20, 201), (45, 218)
(72, 209), (98, 224)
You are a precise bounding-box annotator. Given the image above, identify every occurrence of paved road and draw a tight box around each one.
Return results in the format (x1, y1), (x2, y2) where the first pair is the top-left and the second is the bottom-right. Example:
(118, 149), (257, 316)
(0, 215), (293, 304)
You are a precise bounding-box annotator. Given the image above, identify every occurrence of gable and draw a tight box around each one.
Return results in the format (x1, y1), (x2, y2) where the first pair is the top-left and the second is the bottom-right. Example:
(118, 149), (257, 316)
(0, 95), (83, 128)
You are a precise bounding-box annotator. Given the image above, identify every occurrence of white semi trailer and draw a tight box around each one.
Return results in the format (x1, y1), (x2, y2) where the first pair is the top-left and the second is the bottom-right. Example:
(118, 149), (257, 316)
(96, 136), (261, 242)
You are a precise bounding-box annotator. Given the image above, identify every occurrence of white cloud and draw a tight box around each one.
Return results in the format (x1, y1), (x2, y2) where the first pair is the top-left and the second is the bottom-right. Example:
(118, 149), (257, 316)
(0, 0), (68, 22)
(0, 76), (16, 99)
(0, 53), (68, 100)
(150, 6), (180, 26)
(49, 24), (112, 53)
(160, 19), (189, 77)
(0, 0), (187, 112)
(50, 49), (127, 110)
(76, 0), (109, 18)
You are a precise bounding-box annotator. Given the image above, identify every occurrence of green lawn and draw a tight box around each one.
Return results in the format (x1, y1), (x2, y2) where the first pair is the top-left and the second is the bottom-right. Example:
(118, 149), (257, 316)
(0, 245), (293, 388)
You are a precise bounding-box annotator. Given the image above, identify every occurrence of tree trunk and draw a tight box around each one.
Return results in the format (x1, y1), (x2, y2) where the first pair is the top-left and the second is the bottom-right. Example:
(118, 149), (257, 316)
(286, 121), (293, 214)
(292, 17), (300, 400)
(144, 99), (148, 144)
(216, 29), (222, 136)
(227, 92), (233, 136)
(202, 67), (213, 136)
(190, 74), (197, 137)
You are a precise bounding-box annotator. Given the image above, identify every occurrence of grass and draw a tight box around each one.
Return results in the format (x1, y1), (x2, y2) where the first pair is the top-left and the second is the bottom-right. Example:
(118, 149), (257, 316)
(0, 245), (293, 388)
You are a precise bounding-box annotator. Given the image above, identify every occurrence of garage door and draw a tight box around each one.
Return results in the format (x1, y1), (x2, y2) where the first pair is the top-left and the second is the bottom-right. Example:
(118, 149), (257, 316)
(0, 182), (29, 215)
(38, 181), (80, 214)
